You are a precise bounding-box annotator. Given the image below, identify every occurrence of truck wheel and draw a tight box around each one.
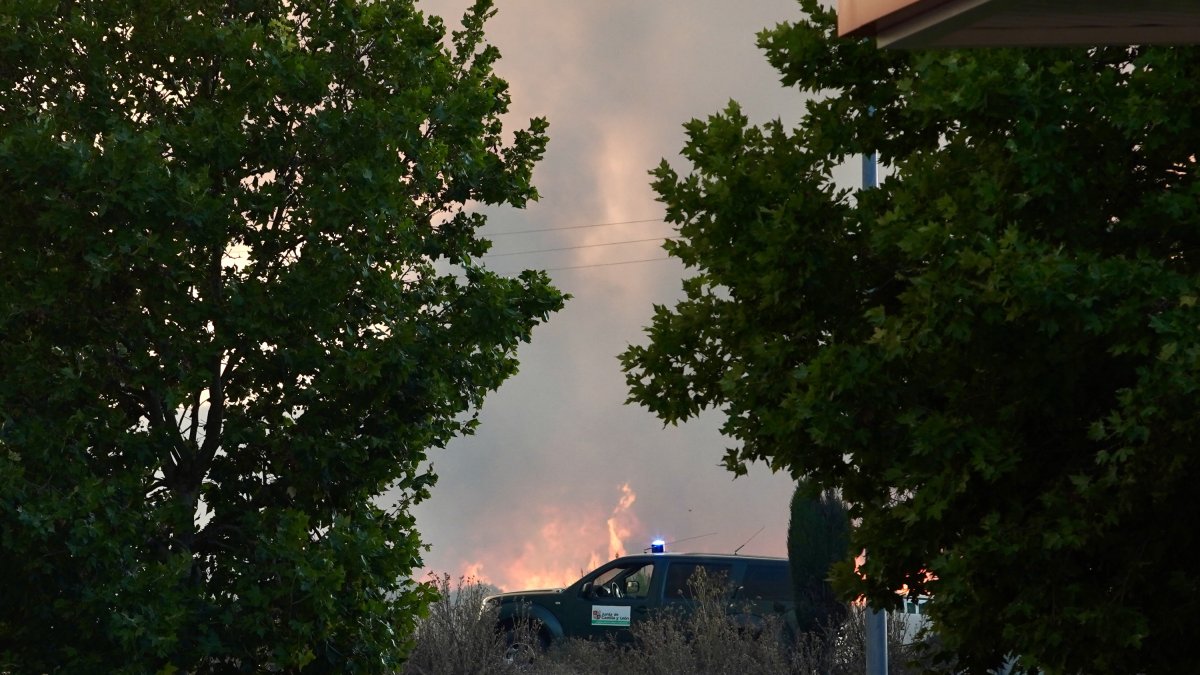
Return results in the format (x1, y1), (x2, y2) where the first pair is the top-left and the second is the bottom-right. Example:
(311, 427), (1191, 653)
(503, 621), (549, 663)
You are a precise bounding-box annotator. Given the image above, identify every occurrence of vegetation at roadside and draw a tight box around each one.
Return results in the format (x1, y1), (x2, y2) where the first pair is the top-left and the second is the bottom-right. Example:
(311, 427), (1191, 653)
(402, 574), (934, 675)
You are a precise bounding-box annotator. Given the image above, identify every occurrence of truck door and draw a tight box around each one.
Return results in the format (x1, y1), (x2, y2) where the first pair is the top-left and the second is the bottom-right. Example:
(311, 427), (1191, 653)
(574, 560), (658, 643)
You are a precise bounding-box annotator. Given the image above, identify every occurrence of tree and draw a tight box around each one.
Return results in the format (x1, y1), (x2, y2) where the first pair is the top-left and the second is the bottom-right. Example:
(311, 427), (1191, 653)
(787, 483), (849, 672)
(0, 0), (563, 671)
(620, 1), (1200, 672)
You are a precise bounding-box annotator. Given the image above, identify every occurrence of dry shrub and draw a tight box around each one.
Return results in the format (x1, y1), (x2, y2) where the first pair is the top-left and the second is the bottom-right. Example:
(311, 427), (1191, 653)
(398, 571), (945, 675)
(616, 566), (792, 675)
(401, 574), (514, 675)
(812, 603), (937, 675)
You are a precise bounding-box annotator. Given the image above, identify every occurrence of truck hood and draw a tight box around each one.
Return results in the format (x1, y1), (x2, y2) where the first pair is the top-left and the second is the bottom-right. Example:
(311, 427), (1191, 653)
(484, 587), (564, 602)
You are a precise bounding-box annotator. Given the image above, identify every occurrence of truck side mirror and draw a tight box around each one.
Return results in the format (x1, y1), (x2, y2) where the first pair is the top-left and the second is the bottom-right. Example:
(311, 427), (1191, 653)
(626, 580), (640, 595)
(580, 582), (594, 599)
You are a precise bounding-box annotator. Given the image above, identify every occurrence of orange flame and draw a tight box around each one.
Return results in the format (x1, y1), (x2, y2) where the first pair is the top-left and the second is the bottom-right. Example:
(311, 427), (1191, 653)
(607, 482), (638, 559)
(448, 483), (643, 591)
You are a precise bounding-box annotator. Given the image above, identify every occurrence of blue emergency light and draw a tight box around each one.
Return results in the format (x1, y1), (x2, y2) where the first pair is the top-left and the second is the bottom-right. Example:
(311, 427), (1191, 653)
(650, 539), (666, 554)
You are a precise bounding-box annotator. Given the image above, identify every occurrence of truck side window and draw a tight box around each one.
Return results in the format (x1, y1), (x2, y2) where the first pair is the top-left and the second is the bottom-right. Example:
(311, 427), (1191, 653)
(589, 562), (654, 600)
(664, 562), (733, 600)
(741, 563), (793, 601)
(622, 563), (654, 599)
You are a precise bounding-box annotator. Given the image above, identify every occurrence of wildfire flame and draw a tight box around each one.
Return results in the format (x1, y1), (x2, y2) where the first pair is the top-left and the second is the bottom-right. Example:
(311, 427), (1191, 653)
(450, 482), (643, 591)
(606, 482), (637, 559)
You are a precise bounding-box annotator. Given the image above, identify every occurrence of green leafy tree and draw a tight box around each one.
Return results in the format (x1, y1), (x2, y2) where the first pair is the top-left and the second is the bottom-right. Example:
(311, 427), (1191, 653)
(0, 0), (562, 671)
(787, 483), (849, 673)
(621, 1), (1200, 672)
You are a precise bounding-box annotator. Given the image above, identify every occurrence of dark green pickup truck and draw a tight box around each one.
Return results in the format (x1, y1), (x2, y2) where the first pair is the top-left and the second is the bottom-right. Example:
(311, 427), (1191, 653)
(483, 552), (796, 648)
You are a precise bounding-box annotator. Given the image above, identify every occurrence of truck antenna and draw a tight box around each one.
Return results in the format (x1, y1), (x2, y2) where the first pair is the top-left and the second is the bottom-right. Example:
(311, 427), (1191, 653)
(643, 531), (717, 553)
(733, 526), (764, 555)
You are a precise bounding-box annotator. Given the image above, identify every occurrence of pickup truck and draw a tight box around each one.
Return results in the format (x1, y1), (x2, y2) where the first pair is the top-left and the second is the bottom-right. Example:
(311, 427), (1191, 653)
(482, 552), (796, 649)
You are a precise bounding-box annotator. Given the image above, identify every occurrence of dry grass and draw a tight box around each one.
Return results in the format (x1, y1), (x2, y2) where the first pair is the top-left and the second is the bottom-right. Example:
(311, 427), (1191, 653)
(400, 574), (516, 675)
(400, 572), (942, 675)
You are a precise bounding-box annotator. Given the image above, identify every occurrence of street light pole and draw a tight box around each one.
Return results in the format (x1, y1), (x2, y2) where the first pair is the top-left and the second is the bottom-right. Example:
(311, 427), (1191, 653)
(861, 145), (889, 675)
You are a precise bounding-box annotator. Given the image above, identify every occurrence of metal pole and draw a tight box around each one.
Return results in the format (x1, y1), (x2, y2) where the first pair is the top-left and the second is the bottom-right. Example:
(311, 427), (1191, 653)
(866, 607), (889, 674)
(861, 145), (888, 675)
(862, 150), (878, 191)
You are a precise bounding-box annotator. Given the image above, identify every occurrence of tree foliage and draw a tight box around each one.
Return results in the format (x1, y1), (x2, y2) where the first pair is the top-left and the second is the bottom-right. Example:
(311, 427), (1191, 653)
(621, 1), (1200, 672)
(0, 0), (563, 671)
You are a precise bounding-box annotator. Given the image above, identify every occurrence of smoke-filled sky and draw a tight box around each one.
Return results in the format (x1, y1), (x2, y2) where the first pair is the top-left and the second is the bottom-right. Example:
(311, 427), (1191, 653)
(399, 0), (835, 592)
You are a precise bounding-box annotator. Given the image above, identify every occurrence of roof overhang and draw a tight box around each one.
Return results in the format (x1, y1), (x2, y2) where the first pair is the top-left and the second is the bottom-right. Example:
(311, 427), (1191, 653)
(838, 0), (1200, 49)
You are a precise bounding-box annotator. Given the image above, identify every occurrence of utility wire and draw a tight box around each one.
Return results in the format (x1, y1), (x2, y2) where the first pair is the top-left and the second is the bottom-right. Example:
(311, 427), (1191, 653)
(488, 217), (665, 237)
(484, 236), (667, 258)
(536, 256), (672, 272)
(480, 216), (676, 272)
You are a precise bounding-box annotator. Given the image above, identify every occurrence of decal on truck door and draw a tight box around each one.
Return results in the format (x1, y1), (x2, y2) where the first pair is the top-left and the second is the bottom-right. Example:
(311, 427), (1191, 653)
(591, 605), (631, 627)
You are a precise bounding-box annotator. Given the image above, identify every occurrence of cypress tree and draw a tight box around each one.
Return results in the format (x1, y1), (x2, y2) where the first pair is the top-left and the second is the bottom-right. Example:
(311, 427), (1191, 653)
(787, 483), (851, 635)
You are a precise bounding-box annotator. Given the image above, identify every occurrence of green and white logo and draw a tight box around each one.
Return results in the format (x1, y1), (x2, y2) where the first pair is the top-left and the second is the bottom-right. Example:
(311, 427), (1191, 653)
(590, 605), (631, 627)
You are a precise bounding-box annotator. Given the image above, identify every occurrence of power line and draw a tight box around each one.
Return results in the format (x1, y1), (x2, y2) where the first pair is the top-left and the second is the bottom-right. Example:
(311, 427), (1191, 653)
(487, 217), (665, 237)
(537, 256), (672, 272)
(484, 236), (667, 258)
